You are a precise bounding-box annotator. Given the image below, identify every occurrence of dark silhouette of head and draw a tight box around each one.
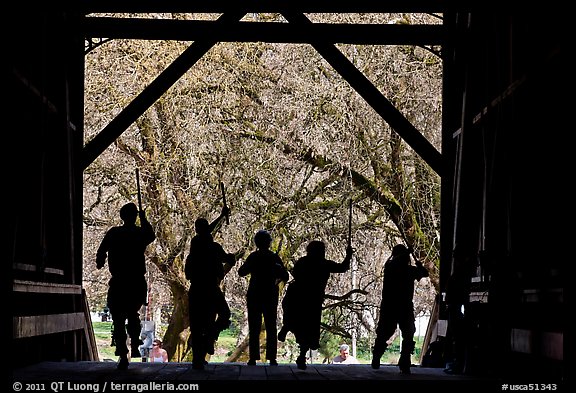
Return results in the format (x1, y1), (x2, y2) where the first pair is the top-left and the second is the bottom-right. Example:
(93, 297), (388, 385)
(194, 218), (210, 235)
(392, 244), (409, 257)
(120, 203), (138, 224)
(390, 244), (411, 264)
(254, 230), (272, 249)
(306, 240), (326, 259)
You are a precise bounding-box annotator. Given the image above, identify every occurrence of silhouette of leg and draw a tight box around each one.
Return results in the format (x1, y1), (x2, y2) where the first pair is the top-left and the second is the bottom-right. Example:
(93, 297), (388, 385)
(371, 333), (390, 369)
(296, 347), (308, 370)
(214, 288), (231, 333)
(110, 306), (130, 370)
(246, 300), (262, 364)
(372, 314), (395, 369)
(398, 318), (417, 374)
(278, 326), (288, 342)
(127, 312), (143, 358)
(110, 310), (128, 357)
(371, 342), (387, 369)
(263, 302), (278, 362)
(117, 355), (129, 370)
(399, 353), (412, 374)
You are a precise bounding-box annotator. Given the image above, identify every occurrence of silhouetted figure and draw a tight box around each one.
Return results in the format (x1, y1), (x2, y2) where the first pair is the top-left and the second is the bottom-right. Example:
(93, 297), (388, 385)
(371, 244), (428, 374)
(96, 202), (156, 370)
(238, 230), (289, 366)
(185, 206), (235, 370)
(278, 240), (353, 370)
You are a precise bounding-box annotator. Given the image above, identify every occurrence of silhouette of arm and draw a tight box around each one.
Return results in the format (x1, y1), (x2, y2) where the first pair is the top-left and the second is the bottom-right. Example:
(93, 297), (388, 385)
(209, 205), (230, 234)
(96, 232), (111, 269)
(238, 253), (254, 277)
(184, 238), (197, 280)
(275, 255), (289, 283)
(328, 245), (354, 273)
(215, 243), (236, 280)
(139, 210), (156, 244)
(413, 257), (429, 281)
(184, 254), (192, 280)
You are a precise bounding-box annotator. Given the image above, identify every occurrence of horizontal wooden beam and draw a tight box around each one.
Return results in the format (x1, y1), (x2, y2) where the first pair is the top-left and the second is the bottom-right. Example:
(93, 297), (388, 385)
(13, 263), (64, 276)
(82, 17), (445, 45)
(13, 280), (82, 295)
(13, 313), (86, 338)
(77, 0), (451, 14)
(511, 329), (563, 361)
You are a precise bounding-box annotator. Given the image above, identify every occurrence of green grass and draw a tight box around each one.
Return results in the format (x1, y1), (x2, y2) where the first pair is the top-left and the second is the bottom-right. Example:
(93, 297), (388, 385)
(93, 322), (424, 365)
(92, 321), (116, 361)
(93, 321), (149, 362)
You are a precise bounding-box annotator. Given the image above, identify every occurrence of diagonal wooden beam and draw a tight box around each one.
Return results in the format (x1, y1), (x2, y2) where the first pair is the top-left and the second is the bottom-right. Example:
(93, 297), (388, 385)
(81, 12), (247, 169)
(283, 12), (443, 176)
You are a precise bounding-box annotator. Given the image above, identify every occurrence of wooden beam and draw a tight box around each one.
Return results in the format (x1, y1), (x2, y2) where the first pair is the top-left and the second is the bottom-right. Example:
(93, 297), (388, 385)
(81, 11), (247, 169)
(13, 263), (65, 276)
(13, 313), (86, 338)
(283, 12), (443, 175)
(82, 17), (445, 45)
(77, 0), (451, 14)
(82, 289), (99, 361)
(13, 280), (82, 295)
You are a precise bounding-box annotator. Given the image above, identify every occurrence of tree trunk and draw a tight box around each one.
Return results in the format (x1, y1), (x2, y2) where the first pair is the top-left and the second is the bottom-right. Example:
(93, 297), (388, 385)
(227, 335), (250, 362)
(162, 281), (191, 361)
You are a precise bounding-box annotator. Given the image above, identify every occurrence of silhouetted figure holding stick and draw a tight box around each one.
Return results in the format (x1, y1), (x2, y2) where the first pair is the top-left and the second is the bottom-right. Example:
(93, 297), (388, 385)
(278, 240), (353, 370)
(371, 244), (428, 374)
(96, 202), (156, 370)
(185, 204), (235, 370)
(238, 230), (289, 366)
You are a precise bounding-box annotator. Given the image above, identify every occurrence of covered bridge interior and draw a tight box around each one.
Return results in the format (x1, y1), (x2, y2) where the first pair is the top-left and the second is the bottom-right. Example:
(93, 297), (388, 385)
(10, 1), (565, 381)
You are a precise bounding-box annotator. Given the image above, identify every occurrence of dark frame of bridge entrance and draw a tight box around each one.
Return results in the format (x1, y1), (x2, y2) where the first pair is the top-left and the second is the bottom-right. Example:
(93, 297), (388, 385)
(10, 3), (565, 380)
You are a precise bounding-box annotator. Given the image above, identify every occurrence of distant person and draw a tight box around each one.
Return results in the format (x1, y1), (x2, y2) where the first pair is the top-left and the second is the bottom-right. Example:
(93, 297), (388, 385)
(185, 205), (236, 370)
(149, 339), (169, 363)
(332, 343), (359, 364)
(138, 326), (154, 359)
(238, 230), (289, 366)
(371, 244), (429, 374)
(96, 202), (156, 370)
(278, 240), (354, 370)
